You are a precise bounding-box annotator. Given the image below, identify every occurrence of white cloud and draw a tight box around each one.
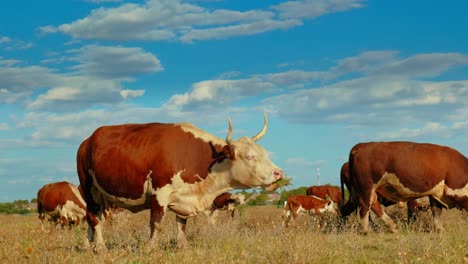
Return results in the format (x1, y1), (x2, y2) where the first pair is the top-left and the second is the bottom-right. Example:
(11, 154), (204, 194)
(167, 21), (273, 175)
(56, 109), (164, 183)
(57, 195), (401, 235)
(0, 36), (12, 44)
(3, 50), (468, 152)
(165, 78), (277, 111)
(86, 0), (122, 3)
(121, 89), (145, 99)
(0, 123), (8, 130)
(374, 122), (449, 140)
(285, 157), (326, 168)
(179, 19), (302, 43)
(39, 0), (361, 42)
(70, 45), (163, 79)
(2, 45), (162, 110)
(272, 0), (365, 19)
(0, 64), (61, 103)
(27, 77), (124, 111)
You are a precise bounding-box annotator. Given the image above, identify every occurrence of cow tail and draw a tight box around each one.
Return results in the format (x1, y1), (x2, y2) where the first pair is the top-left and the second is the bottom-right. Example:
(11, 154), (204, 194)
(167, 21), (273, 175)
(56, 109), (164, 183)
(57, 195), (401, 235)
(340, 173), (345, 209)
(348, 146), (358, 193)
(37, 200), (44, 220)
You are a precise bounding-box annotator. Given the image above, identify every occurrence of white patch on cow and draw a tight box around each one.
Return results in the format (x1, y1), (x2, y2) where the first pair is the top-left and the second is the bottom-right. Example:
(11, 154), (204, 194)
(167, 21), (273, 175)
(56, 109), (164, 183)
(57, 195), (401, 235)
(61, 200), (86, 223)
(319, 201), (337, 215)
(67, 183), (86, 207)
(154, 170), (232, 218)
(446, 182), (468, 198)
(178, 123), (225, 146)
(94, 222), (104, 246)
(296, 205), (306, 215)
(375, 172), (447, 207)
(227, 203), (236, 211)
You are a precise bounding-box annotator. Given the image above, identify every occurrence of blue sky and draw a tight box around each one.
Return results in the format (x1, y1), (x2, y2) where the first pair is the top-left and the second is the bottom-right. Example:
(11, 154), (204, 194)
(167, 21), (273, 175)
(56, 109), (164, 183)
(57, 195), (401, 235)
(1, 0), (467, 202)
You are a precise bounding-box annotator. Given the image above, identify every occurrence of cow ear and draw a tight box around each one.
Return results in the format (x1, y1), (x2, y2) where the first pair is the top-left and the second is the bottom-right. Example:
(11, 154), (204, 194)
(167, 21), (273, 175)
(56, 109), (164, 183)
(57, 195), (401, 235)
(223, 145), (236, 160)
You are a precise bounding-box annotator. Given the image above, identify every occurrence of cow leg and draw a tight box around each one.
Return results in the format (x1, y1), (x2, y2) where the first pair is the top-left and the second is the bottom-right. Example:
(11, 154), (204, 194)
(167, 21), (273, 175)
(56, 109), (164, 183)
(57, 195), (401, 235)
(176, 215), (188, 249)
(429, 197), (444, 232)
(86, 209), (105, 252)
(357, 193), (372, 235)
(282, 207), (291, 228)
(209, 210), (219, 225)
(407, 200), (419, 225)
(84, 190), (105, 251)
(148, 195), (164, 248)
(370, 200), (397, 233)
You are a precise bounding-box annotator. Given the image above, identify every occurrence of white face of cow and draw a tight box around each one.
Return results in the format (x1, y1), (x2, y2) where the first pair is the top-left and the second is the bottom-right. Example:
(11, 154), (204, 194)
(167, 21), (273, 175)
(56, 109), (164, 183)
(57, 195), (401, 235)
(228, 137), (283, 190)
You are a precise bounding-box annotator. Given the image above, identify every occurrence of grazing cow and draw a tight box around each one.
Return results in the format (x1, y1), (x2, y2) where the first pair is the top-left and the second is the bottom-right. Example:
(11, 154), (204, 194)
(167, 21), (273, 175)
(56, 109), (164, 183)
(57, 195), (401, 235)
(77, 113), (283, 249)
(283, 195), (337, 228)
(340, 162), (429, 224)
(204, 192), (246, 224)
(342, 142), (467, 234)
(37, 181), (86, 229)
(306, 185), (342, 205)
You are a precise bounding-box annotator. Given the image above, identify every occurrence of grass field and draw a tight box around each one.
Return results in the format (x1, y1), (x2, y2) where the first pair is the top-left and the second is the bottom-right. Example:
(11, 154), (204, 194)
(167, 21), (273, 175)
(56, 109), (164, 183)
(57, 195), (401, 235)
(1, 205), (467, 263)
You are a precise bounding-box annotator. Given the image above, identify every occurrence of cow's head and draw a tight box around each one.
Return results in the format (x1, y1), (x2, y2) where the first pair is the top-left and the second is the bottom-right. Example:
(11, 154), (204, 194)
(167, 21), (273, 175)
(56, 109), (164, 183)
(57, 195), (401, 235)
(220, 113), (283, 191)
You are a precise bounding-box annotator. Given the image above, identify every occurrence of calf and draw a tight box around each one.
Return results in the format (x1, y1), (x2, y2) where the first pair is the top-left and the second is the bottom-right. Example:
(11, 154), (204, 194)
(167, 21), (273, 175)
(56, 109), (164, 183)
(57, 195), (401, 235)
(204, 192), (246, 224)
(283, 195), (337, 228)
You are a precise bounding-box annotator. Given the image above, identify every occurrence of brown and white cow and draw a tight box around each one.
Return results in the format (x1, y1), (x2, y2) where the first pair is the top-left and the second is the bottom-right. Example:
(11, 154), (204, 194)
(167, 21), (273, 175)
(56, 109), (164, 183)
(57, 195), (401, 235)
(342, 141), (467, 234)
(306, 185), (342, 205)
(204, 192), (246, 224)
(37, 181), (87, 229)
(340, 162), (429, 224)
(282, 195), (337, 228)
(77, 113), (283, 249)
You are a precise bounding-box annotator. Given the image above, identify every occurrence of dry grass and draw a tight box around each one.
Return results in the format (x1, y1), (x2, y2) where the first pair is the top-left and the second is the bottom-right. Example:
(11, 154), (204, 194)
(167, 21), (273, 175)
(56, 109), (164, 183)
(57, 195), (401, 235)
(1, 205), (467, 263)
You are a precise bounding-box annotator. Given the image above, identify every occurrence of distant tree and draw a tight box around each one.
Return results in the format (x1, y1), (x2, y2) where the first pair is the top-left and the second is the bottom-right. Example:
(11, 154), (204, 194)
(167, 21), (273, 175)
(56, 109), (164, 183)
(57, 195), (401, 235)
(0, 200), (33, 214)
(30, 198), (37, 203)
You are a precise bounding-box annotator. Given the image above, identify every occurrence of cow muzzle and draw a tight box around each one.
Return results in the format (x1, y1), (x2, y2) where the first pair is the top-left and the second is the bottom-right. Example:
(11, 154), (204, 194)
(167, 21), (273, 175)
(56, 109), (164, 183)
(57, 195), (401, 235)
(264, 168), (284, 191)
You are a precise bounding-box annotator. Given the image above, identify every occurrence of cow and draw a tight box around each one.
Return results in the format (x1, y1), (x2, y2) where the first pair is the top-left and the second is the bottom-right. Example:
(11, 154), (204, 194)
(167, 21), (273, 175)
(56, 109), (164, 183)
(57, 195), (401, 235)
(340, 162), (429, 224)
(282, 195), (337, 228)
(306, 185), (342, 205)
(204, 192), (246, 224)
(37, 181), (87, 230)
(342, 141), (467, 234)
(77, 113), (283, 250)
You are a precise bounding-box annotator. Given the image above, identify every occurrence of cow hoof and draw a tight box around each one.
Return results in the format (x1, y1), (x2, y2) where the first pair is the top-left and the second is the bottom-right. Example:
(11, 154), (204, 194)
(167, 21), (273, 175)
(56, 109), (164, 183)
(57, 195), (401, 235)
(92, 244), (108, 254)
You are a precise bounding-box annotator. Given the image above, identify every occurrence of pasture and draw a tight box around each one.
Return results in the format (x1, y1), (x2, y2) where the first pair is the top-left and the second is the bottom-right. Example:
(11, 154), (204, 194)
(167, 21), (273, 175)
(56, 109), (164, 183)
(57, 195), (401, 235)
(1, 205), (467, 263)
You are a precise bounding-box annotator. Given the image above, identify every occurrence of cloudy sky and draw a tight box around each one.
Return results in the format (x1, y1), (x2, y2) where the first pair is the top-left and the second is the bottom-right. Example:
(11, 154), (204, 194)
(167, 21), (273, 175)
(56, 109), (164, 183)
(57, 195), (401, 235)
(1, 0), (467, 202)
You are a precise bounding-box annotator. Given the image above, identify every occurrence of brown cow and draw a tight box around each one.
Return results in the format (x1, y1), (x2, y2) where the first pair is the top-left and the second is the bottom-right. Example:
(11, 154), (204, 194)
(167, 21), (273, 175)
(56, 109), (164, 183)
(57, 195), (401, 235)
(306, 185), (342, 205)
(77, 113), (283, 249)
(340, 162), (429, 224)
(204, 192), (246, 224)
(342, 142), (467, 234)
(37, 181), (86, 229)
(283, 195), (337, 228)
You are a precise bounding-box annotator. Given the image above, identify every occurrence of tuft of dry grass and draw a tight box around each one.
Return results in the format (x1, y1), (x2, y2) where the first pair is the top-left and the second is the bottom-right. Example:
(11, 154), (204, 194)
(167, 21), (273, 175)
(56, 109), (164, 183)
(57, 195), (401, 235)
(1, 205), (467, 263)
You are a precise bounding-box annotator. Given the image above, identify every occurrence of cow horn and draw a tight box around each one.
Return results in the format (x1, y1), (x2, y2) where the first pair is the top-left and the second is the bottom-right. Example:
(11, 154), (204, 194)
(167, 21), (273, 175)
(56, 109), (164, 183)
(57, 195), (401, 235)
(251, 112), (268, 142)
(226, 117), (233, 144)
